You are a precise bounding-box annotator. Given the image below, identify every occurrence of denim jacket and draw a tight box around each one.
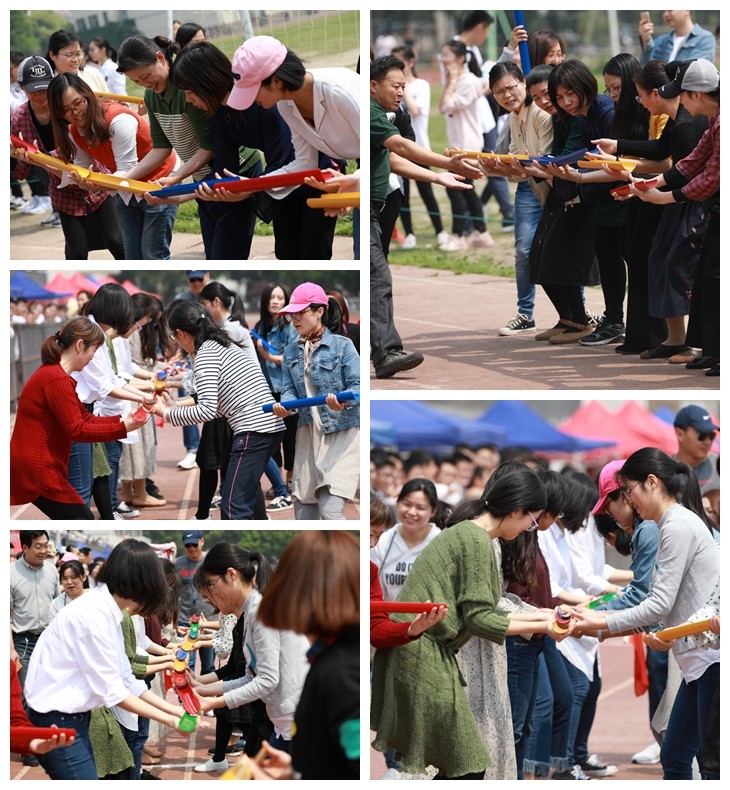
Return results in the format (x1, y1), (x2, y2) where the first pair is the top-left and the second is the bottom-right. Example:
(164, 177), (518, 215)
(255, 319), (298, 394)
(280, 328), (360, 434)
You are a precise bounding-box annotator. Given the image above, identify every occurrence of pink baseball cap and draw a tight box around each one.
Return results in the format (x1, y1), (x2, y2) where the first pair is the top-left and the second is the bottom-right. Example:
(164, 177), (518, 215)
(229, 36), (288, 111)
(591, 460), (625, 515)
(278, 283), (328, 314)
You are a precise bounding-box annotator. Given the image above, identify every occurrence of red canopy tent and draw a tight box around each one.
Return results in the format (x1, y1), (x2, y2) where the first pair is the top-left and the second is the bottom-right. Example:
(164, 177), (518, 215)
(45, 272), (99, 296)
(615, 401), (678, 455)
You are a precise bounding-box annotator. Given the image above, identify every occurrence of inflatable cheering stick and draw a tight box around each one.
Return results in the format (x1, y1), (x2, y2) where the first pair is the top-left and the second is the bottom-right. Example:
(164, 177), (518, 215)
(172, 614), (203, 732)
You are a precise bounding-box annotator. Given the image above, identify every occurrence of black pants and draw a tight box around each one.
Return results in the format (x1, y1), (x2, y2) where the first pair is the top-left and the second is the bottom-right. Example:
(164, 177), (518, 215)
(685, 209), (719, 356)
(33, 496), (95, 520)
(400, 176), (444, 236)
(379, 189), (402, 257)
(594, 224), (626, 324)
(272, 187), (337, 260)
(446, 180), (485, 236)
(433, 770), (486, 780)
(370, 208), (403, 364)
(59, 199), (125, 260)
(542, 283), (587, 325)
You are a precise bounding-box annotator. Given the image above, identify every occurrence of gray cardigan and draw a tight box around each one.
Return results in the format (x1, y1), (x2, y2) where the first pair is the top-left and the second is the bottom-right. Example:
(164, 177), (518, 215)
(606, 504), (719, 656)
(222, 589), (310, 720)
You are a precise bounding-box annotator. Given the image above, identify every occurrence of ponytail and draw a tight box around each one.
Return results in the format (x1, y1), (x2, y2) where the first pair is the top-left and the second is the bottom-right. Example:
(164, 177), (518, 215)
(40, 316), (104, 365)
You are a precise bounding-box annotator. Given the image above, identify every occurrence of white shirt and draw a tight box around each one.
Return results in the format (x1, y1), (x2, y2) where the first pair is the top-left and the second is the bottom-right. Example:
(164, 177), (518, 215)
(370, 523), (441, 602)
(405, 78), (432, 149)
(566, 517), (614, 597)
(25, 583), (147, 714)
(99, 59), (127, 95)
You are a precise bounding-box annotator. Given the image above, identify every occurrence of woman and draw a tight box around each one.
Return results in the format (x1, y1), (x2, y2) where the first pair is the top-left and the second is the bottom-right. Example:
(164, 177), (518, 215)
(152, 300), (284, 520)
(23, 539), (194, 780)
(628, 58), (720, 377)
(574, 448), (720, 780)
(47, 73), (177, 259)
(87, 38), (126, 95)
(224, 35), (359, 259)
(371, 478), (443, 602)
(10, 317), (145, 520)
(192, 544), (310, 755)
(273, 282), (360, 520)
(438, 40), (493, 252)
(47, 30), (107, 92)
(49, 559), (89, 622)
(253, 282), (299, 508)
(481, 61), (553, 336)
(10, 56), (125, 260)
(175, 23), (206, 49)
(527, 29), (566, 67)
(528, 60), (614, 343)
(190, 281), (260, 521)
(371, 463), (571, 779)
(255, 531), (360, 780)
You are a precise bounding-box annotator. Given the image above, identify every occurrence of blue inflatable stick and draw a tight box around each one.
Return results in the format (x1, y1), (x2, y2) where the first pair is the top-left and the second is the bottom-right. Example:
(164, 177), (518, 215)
(514, 11), (531, 75)
(261, 391), (359, 413)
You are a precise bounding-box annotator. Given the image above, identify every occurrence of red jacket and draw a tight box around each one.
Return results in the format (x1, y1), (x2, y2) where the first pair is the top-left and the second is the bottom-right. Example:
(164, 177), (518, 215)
(370, 561), (420, 649)
(10, 660), (33, 754)
(10, 363), (128, 505)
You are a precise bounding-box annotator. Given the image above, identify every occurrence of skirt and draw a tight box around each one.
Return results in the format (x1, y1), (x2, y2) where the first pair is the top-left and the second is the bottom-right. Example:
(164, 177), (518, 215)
(196, 417), (233, 471)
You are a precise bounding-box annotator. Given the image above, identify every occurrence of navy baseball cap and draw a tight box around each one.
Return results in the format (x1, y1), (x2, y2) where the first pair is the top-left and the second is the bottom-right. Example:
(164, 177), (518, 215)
(674, 405), (720, 433)
(181, 530), (204, 544)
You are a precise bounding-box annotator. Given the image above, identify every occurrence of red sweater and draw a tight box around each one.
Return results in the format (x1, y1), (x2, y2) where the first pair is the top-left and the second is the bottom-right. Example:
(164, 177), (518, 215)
(370, 561), (419, 649)
(10, 363), (128, 505)
(10, 660), (33, 753)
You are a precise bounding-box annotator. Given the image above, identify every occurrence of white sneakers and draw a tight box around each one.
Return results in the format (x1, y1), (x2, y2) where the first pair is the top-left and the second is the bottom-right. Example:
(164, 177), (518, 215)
(631, 742), (661, 765)
(21, 195), (52, 215)
(436, 230), (451, 246)
(381, 767), (401, 780)
(467, 229), (494, 247)
(438, 234), (468, 252)
(177, 451), (198, 470)
(194, 758), (229, 773)
(400, 233), (417, 250)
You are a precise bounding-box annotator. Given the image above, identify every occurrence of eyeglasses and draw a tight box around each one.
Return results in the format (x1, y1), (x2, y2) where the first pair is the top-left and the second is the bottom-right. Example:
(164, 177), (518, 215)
(603, 86), (621, 98)
(188, 277), (204, 283)
(284, 307), (313, 323)
(62, 96), (87, 119)
(169, 330), (179, 341)
(183, 543), (198, 549)
(697, 431), (716, 442)
(493, 83), (521, 98)
(621, 481), (641, 498)
(203, 576), (223, 591)
(526, 512), (541, 532)
(58, 50), (83, 60)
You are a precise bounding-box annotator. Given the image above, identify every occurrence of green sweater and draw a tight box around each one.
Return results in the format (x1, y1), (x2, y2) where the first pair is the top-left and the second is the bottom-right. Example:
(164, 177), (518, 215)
(371, 521), (510, 777)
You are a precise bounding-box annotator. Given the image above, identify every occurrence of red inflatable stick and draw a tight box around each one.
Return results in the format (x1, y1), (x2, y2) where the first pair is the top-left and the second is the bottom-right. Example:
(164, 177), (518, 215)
(370, 601), (447, 614)
(635, 178), (658, 190)
(10, 134), (38, 153)
(610, 184), (632, 198)
(172, 674), (202, 716)
(10, 726), (77, 754)
(211, 168), (333, 193)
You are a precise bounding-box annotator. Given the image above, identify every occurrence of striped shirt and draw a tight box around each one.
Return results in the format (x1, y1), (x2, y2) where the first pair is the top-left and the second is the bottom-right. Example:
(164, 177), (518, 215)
(167, 340), (284, 436)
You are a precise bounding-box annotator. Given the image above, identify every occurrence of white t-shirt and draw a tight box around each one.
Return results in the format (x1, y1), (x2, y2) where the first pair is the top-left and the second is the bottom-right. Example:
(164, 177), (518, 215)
(370, 523), (441, 601)
(405, 78), (432, 149)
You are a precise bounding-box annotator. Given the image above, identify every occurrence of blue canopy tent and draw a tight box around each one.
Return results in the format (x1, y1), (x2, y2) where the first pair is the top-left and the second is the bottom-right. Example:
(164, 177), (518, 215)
(371, 400), (506, 451)
(477, 401), (616, 452)
(10, 271), (72, 301)
(371, 418), (397, 447)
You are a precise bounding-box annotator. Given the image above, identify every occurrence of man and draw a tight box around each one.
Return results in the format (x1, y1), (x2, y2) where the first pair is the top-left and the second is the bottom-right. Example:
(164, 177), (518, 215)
(77, 546), (93, 570)
(10, 530), (60, 767)
(639, 10), (716, 65)
(173, 271), (210, 469)
(370, 55), (480, 379)
(674, 404), (720, 492)
(175, 530), (216, 675)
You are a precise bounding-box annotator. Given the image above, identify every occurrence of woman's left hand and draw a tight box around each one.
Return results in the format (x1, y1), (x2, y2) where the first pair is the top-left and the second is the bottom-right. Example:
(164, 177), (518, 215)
(325, 393), (346, 411)
(150, 399), (167, 418)
(570, 606), (605, 631)
(643, 631), (674, 652)
(271, 403), (293, 418)
(29, 726), (76, 754)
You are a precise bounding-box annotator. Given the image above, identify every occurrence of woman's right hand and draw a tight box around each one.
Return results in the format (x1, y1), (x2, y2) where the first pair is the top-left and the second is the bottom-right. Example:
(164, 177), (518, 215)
(591, 138), (618, 156)
(123, 411), (150, 432)
(405, 604), (449, 638)
(271, 403), (293, 418)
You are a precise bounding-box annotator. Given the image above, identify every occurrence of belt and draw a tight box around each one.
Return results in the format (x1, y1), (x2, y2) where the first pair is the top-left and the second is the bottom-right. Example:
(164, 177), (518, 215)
(371, 200), (385, 213)
(15, 631), (42, 639)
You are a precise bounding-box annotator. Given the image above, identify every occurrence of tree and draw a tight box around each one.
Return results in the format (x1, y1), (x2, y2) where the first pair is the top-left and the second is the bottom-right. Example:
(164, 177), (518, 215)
(10, 10), (70, 57)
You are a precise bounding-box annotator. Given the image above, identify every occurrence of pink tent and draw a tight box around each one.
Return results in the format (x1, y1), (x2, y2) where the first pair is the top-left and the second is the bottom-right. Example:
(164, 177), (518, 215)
(45, 272), (99, 296)
(615, 401), (678, 455)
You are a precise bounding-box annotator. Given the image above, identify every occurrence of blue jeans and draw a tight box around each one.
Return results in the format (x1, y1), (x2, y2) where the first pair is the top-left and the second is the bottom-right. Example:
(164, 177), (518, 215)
(506, 636), (544, 778)
(514, 181), (542, 318)
(563, 653), (601, 765)
(220, 431), (283, 520)
(115, 196), (177, 259)
(27, 709), (97, 780)
(661, 662), (719, 780)
(178, 388), (200, 452)
(353, 206), (360, 260)
(269, 731), (291, 753)
(104, 439), (123, 510)
(68, 405), (95, 504)
(646, 645), (669, 722)
(120, 721), (146, 779)
(265, 457), (288, 498)
(523, 638), (574, 776)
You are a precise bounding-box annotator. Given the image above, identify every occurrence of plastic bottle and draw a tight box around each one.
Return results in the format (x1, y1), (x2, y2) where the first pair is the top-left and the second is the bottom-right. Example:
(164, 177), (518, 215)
(178, 712), (199, 733)
(154, 370), (167, 393)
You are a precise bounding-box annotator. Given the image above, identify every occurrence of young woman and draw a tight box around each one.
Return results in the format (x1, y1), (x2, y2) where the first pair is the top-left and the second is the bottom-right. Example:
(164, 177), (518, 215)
(47, 73), (177, 259)
(174, 23), (206, 49)
(11, 56), (125, 259)
(47, 30), (106, 92)
(628, 58), (720, 377)
(574, 448), (720, 780)
(87, 38), (126, 95)
(371, 464), (571, 780)
(152, 300), (284, 520)
(272, 282), (360, 520)
(481, 62), (553, 336)
(527, 29), (566, 68)
(255, 531), (360, 780)
(191, 544), (310, 754)
(9, 317), (145, 520)
(438, 40), (493, 252)
(48, 560), (89, 622)
(253, 282), (299, 507)
(23, 539), (194, 780)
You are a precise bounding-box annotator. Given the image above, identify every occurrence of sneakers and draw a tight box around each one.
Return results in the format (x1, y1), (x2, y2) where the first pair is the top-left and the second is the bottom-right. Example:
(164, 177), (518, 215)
(23, 195), (52, 214)
(41, 210), (60, 226)
(436, 230), (451, 246)
(10, 196), (27, 210)
(115, 501), (140, 519)
(189, 515), (212, 520)
(438, 234), (468, 252)
(266, 495), (293, 511)
(501, 216), (515, 232)
(498, 313), (536, 336)
(374, 349), (424, 379)
(401, 233), (417, 250)
(579, 321), (625, 346)
(381, 767), (402, 780)
(194, 758), (229, 773)
(211, 494), (222, 508)
(467, 229), (494, 247)
(208, 744), (242, 757)
(631, 741), (661, 765)
(552, 764), (591, 780)
(580, 755), (618, 778)
(177, 451), (198, 470)
(22, 754), (40, 767)
(20, 196), (40, 213)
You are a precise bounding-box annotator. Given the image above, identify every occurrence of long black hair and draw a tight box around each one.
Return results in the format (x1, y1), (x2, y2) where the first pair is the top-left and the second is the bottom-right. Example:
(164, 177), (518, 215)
(117, 35), (179, 73)
(198, 542), (273, 594)
(604, 53), (649, 140)
(132, 292), (171, 362)
(558, 468), (598, 533)
(166, 299), (233, 351)
(199, 281), (247, 327)
(170, 41), (232, 116)
(257, 281), (291, 336)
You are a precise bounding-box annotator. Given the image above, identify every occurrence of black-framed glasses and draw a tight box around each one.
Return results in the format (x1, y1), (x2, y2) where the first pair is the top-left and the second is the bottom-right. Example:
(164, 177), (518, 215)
(62, 96), (87, 119)
(697, 431), (716, 442)
(284, 307), (313, 323)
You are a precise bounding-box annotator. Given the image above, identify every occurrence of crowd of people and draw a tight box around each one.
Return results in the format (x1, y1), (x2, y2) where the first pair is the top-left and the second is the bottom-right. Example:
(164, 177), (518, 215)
(11, 529), (359, 779)
(10, 271), (360, 521)
(370, 403), (720, 780)
(370, 10), (719, 379)
(11, 20), (360, 260)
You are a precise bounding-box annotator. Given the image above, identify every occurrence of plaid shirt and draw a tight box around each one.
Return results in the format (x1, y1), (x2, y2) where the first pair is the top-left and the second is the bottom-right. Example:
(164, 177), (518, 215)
(10, 104), (109, 216)
(666, 114), (720, 205)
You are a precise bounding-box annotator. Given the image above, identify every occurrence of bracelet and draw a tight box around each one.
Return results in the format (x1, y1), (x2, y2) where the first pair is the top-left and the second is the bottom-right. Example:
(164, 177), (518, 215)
(597, 629), (604, 643)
